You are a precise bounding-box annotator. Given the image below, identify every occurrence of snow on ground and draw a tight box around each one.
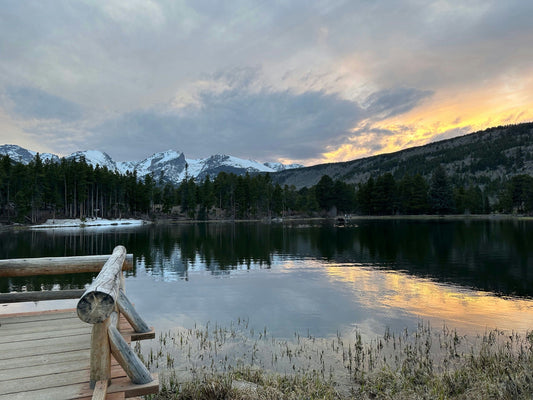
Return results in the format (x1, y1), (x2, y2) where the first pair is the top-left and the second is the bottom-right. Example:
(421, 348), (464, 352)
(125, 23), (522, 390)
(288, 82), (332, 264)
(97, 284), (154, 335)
(31, 218), (149, 229)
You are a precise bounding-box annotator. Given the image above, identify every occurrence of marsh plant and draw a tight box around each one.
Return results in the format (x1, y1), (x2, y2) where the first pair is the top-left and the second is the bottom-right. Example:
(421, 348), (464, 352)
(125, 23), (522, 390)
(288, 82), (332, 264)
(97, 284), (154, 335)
(137, 319), (533, 399)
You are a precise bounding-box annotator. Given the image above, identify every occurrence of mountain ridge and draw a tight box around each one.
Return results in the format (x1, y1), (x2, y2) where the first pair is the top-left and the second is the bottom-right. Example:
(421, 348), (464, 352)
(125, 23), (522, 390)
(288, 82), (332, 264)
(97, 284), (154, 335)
(272, 122), (533, 189)
(0, 145), (303, 184)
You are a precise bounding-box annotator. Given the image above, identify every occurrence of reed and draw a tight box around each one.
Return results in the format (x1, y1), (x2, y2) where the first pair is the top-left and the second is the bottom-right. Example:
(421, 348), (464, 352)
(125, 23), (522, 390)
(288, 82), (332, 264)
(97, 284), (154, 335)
(137, 320), (533, 399)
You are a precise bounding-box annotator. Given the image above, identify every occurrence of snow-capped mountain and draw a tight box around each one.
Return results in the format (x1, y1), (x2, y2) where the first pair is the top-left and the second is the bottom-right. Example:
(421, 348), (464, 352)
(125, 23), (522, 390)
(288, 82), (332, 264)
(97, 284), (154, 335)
(0, 144), (58, 164)
(191, 154), (275, 181)
(0, 144), (303, 184)
(117, 150), (187, 183)
(67, 150), (118, 171)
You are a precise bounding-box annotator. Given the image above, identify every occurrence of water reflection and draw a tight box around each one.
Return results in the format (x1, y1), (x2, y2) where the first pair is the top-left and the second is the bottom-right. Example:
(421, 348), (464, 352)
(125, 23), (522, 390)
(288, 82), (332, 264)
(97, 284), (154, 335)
(1, 220), (533, 296)
(1, 219), (533, 336)
(131, 220), (533, 298)
(325, 264), (533, 332)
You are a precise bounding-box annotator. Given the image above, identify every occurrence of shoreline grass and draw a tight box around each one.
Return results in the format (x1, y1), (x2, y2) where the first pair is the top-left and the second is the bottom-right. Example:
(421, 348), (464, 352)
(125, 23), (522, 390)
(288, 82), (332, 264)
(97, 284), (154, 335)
(137, 320), (533, 399)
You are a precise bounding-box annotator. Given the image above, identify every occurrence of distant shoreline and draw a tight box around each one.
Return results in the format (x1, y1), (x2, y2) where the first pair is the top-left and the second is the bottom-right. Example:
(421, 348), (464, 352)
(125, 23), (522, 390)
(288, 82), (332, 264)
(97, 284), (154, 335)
(153, 213), (533, 224)
(1, 214), (532, 231)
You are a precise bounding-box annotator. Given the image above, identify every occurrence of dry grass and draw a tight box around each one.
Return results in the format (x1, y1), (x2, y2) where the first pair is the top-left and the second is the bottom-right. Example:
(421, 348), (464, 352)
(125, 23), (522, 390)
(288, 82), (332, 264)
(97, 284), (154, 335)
(138, 320), (533, 399)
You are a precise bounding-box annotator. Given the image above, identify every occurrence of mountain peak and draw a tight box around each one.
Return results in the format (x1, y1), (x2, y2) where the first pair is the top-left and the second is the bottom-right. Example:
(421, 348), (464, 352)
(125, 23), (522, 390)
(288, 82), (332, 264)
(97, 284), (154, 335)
(67, 150), (116, 170)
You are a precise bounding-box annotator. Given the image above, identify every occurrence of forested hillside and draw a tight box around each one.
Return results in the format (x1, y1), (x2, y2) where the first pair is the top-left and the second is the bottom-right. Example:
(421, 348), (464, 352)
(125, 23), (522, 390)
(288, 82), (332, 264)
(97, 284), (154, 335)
(273, 123), (533, 189)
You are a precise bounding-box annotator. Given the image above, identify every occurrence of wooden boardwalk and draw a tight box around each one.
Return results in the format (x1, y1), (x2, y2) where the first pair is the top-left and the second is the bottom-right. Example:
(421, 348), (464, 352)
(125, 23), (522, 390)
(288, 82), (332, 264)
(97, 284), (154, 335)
(0, 309), (158, 399)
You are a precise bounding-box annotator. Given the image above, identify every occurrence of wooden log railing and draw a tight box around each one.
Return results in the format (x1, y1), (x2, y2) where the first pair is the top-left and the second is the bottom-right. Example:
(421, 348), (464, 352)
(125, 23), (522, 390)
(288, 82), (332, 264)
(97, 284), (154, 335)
(0, 246), (157, 398)
(76, 245), (154, 388)
(0, 253), (134, 303)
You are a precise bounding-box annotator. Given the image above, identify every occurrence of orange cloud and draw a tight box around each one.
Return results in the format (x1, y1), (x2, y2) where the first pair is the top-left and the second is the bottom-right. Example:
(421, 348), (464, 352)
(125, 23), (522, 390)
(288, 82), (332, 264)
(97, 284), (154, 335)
(318, 68), (533, 164)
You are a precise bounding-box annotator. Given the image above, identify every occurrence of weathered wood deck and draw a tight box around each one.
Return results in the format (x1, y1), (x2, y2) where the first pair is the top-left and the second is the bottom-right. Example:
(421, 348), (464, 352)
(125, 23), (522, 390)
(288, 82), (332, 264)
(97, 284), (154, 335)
(0, 309), (158, 399)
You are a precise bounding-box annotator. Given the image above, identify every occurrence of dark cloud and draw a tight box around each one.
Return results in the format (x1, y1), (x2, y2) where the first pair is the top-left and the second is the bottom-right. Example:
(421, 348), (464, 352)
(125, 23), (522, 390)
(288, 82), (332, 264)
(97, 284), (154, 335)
(363, 88), (434, 120)
(89, 66), (437, 162)
(93, 87), (364, 161)
(5, 86), (83, 121)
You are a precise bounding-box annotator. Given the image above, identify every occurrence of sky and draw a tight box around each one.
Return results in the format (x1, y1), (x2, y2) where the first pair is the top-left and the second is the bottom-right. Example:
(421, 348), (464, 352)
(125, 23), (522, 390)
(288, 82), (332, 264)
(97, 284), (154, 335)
(0, 1), (532, 166)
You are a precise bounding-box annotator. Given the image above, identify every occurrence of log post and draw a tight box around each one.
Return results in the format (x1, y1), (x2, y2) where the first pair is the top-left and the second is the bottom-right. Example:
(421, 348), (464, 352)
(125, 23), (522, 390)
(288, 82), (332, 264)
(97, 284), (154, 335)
(108, 312), (153, 384)
(90, 319), (111, 388)
(117, 289), (151, 333)
(77, 246), (126, 324)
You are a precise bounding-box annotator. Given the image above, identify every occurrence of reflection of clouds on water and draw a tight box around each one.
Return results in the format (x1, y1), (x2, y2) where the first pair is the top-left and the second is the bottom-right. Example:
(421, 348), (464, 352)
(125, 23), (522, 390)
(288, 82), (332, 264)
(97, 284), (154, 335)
(127, 258), (418, 339)
(324, 264), (533, 334)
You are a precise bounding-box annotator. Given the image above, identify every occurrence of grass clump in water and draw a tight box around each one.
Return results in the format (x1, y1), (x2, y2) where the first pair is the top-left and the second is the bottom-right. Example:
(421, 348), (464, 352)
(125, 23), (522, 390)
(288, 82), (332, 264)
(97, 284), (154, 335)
(139, 320), (533, 399)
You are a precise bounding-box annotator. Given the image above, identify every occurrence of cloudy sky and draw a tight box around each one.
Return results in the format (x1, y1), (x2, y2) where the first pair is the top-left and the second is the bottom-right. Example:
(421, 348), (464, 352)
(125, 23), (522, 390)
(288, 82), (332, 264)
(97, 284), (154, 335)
(1, 1), (532, 165)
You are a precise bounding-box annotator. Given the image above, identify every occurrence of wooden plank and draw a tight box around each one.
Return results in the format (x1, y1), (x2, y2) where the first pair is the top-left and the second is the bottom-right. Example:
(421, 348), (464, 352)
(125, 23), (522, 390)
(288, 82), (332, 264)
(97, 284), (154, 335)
(0, 309), (78, 324)
(0, 289), (85, 303)
(0, 326), (91, 344)
(0, 335), (90, 360)
(0, 379), (127, 400)
(120, 327), (156, 342)
(0, 365), (126, 396)
(0, 359), (90, 382)
(0, 329), (89, 351)
(0, 317), (86, 335)
(0, 349), (121, 375)
(1, 351), (120, 376)
(1, 348), (90, 369)
(0, 253), (133, 277)
(79, 393), (124, 400)
(27, 373), (160, 399)
(108, 373), (159, 398)
(0, 369), (90, 396)
(91, 380), (108, 400)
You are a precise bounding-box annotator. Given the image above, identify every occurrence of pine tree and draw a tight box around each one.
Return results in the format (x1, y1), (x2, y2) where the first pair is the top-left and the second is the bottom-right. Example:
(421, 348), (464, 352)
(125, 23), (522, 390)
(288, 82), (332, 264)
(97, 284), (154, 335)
(429, 166), (454, 215)
(315, 175), (335, 212)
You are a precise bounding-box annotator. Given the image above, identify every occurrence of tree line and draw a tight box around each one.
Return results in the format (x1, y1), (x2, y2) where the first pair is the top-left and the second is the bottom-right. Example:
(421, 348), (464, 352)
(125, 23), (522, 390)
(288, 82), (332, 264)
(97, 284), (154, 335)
(1, 154), (532, 223)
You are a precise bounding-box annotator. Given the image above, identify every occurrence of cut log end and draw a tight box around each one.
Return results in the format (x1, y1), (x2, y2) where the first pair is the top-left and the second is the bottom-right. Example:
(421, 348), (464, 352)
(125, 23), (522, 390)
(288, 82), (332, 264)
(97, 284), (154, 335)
(77, 291), (116, 324)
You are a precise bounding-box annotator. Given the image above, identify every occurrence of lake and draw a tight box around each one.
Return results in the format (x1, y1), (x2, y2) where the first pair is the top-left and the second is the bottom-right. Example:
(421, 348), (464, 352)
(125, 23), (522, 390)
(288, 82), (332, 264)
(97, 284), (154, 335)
(2, 218), (533, 340)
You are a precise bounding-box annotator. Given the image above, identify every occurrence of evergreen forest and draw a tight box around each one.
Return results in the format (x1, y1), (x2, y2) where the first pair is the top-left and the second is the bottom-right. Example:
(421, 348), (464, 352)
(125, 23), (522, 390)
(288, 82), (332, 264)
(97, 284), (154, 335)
(1, 152), (533, 224)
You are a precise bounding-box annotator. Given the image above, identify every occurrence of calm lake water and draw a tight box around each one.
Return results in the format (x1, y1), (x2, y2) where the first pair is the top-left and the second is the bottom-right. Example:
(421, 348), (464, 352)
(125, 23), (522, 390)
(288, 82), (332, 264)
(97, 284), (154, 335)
(2, 218), (533, 339)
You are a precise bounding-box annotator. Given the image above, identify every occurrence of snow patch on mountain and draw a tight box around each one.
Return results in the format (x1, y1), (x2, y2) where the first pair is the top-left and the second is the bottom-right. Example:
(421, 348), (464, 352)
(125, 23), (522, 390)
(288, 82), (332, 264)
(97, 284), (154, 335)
(264, 162), (304, 171)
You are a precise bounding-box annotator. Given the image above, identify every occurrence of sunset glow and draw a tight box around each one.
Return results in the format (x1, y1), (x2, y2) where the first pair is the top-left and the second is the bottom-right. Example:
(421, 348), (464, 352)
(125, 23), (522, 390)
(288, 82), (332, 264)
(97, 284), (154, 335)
(324, 264), (533, 333)
(320, 72), (533, 164)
